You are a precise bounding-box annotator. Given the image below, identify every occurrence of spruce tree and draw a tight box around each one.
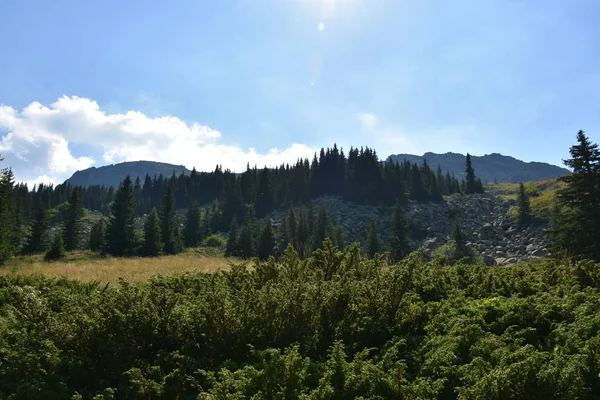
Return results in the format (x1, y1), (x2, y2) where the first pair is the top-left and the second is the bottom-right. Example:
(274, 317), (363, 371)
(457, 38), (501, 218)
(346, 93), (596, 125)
(550, 130), (600, 260)
(143, 208), (163, 257)
(517, 182), (532, 225)
(388, 201), (411, 262)
(105, 176), (137, 256)
(238, 222), (256, 259)
(464, 154), (484, 194)
(0, 163), (16, 264)
(312, 200), (331, 251)
(183, 201), (202, 248)
(160, 183), (182, 255)
(44, 231), (66, 262)
(64, 188), (84, 251)
(450, 217), (471, 262)
(409, 163), (429, 201)
(225, 218), (239, 257)
(258, 218), (276, 260)
(365, 220), (380, 258)
(23, 207), (49, 254)
(89, 218), (106, 252)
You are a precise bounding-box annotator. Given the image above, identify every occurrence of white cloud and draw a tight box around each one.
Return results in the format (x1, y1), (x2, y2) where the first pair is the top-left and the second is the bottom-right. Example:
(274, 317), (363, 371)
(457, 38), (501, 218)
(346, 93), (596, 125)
(358, 112), (378, 130)
(356, 112), (482, 157)
(0, 96), (316, 185)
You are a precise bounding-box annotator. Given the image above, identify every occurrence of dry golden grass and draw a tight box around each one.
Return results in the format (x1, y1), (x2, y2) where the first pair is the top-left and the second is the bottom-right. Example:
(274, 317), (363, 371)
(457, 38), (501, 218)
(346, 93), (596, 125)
(1, 249), (237, 283)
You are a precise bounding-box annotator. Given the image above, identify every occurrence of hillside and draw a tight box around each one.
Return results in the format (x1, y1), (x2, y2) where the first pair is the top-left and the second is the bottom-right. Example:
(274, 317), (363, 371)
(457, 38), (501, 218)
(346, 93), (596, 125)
(387, 152), (569, 183)
(64, 161), (191, 187)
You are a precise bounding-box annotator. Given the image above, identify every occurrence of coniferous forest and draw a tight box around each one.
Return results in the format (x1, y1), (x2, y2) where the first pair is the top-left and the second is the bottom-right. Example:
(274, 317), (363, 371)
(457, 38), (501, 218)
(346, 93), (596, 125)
(0, 133), (599, 399)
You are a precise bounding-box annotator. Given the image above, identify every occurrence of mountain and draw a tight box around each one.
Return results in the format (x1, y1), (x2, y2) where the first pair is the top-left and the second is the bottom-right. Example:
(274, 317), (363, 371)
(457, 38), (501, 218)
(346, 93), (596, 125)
(386, 152), (570, 183)
(64, 161), (192, 188)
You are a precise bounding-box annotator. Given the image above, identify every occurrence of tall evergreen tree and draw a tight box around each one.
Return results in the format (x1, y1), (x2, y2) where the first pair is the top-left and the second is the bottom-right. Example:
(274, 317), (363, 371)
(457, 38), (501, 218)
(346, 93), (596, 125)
(517, 182), (532, 225)
(464, 154), (483, 194)
(450, 217), (471, 262)
(44, 231), (66, 262)
(23, 207), (49, 254)
(105, 176), (137, 256)
(0, 162), (16, 264)
(160, 183), (182, 255)
(183, 201), (202, 248)
(312, 200), (331, 251)
(388, 201), (411, 262)
(409, 163), (429, 201)
(89, 218), (106, 252)
(63, 188), (84, 251)
(550, 130), (600, 261)
(365, 220), (380, 258)
(143, 208), (163, 257)
(225, 218), (239, 257)
(258, 218), (276, 260)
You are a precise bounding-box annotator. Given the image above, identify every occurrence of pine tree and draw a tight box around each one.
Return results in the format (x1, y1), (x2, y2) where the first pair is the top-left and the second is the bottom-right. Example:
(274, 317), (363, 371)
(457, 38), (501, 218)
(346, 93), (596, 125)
(225, 218), (239, 257)
(105, 176), (138, 256)
(44, 231), (66, 262)
(517, 182), (532, 225)
(238, 222), (256, 259)
(450, 217), (471, 262)
(0, 163), (16, 264)
(334, 224), (345, 250)
(183, 201), (202, 248)
(365, 220), (380, 258)
(23, 207), (49, 254)
(160, 183), (182, 255)
(258, 218), (276, 260)
(409, 163), (429, 201)
(312, 200), (331, 251)
(550, 130), (600, 260)
(143, 208), (163, 257)
(64, 188), (84, 251)
(464, 154), (483, 194)
(89, 218), (106, 252)
(388, 201), (411, 262)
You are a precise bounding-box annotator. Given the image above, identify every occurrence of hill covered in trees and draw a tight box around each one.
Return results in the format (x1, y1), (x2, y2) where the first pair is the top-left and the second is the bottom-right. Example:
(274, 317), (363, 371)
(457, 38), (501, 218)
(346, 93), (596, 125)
(387, 152), (569, 183)
(65, 161), (191, 188)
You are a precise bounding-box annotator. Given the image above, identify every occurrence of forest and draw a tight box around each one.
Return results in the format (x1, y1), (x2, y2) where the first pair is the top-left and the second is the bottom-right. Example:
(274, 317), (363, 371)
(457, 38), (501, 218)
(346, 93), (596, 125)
(0, 131), (599, 399)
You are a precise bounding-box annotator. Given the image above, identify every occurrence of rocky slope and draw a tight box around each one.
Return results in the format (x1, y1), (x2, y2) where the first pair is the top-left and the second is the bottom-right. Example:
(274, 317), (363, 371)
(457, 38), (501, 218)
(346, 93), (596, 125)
(387, 152), (569, 183)
(271, 192), (549, 266)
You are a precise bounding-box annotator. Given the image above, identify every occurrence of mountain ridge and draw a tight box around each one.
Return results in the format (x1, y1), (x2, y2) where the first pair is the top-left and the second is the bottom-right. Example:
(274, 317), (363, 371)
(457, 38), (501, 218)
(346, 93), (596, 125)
(64, 161), (192, 188)
(387, 152), (569, 183)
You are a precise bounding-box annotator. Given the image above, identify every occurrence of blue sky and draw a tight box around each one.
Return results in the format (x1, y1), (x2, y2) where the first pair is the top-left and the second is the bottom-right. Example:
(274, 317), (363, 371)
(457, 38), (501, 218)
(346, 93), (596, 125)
(1, 0), (599, 184)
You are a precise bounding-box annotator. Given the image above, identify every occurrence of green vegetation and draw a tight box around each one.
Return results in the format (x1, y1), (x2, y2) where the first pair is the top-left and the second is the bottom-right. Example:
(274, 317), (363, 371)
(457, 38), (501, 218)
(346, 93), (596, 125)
(550, 130), (600, 261)
(44, 230), (66, 262)
(1, 244), (599, 399)
(516, 182), (532, 225)
(490, 178), (565, 220)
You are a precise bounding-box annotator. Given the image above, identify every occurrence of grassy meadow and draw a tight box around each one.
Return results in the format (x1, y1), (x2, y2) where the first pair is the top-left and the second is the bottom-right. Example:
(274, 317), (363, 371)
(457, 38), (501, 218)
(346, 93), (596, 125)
(0, 248), (236, 283)
(488, 177), (565, 219)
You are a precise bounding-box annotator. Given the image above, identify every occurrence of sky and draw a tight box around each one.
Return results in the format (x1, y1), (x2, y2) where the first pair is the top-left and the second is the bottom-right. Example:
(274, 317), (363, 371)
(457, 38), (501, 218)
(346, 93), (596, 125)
(1, 0), (599, 186)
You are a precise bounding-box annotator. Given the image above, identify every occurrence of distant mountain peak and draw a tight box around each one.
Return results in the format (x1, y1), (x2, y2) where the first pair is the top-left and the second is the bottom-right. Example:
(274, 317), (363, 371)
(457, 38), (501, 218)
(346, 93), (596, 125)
(65, 161), (192, 188)
(386, 152), (569, 183)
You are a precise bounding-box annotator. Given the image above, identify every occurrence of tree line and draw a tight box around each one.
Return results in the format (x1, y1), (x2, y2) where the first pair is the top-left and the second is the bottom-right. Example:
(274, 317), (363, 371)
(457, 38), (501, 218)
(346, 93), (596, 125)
(11, 146), (484, 225)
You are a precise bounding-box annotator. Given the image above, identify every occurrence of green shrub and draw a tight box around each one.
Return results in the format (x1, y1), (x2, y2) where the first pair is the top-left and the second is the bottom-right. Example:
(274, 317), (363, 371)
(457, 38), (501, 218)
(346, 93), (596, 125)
(203, 234), (225, 248)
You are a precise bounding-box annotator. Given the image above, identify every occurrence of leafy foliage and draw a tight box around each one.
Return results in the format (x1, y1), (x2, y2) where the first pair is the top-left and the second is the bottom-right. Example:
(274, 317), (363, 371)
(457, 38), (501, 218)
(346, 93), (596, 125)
(1, 246), (599, 399)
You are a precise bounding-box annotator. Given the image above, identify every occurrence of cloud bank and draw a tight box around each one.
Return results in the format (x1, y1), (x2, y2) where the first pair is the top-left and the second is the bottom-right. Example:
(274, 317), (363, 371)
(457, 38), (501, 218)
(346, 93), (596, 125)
(0, 96), (316, 186)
